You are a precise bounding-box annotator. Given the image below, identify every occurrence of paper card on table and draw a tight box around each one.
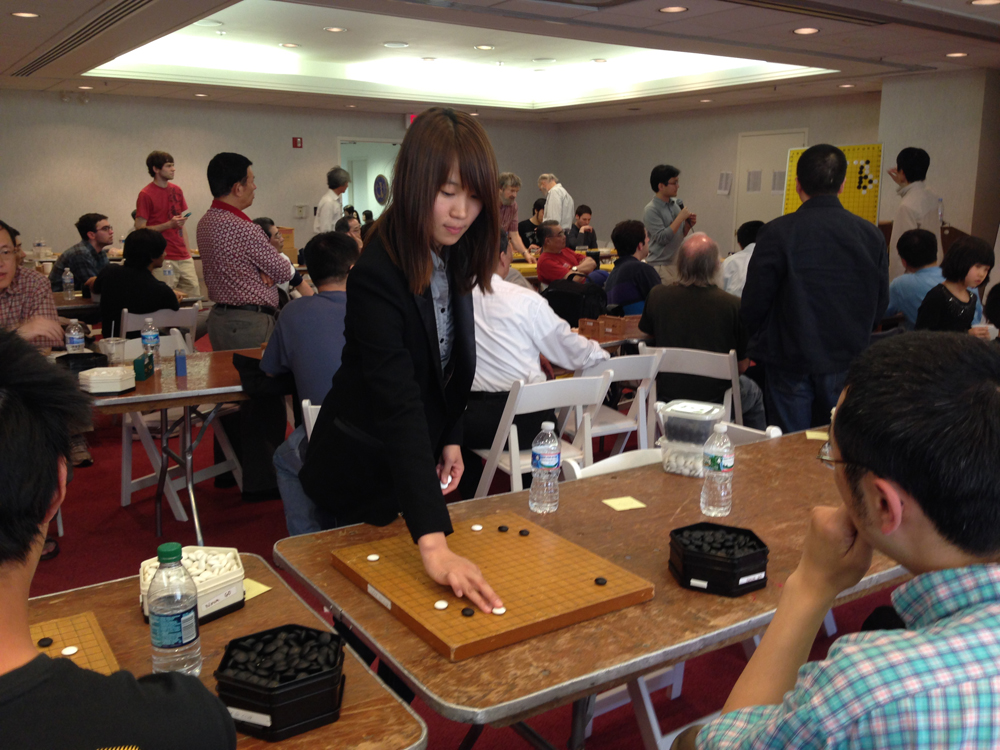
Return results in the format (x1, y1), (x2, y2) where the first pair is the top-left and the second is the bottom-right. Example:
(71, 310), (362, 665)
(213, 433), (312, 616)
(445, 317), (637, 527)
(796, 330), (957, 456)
(243, 578), (272, 601)
(602, 496), (647, 511)
(805, 431), (829, 441)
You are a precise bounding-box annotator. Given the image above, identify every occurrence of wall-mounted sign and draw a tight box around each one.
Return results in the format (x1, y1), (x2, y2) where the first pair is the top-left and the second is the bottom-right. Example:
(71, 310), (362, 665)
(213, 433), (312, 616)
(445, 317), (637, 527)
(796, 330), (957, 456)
(374, 174), (389, 206)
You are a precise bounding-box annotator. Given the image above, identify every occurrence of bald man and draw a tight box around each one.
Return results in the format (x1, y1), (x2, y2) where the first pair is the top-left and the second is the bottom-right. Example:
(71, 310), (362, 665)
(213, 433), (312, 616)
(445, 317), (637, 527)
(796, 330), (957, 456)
(638, 233), (765, 428)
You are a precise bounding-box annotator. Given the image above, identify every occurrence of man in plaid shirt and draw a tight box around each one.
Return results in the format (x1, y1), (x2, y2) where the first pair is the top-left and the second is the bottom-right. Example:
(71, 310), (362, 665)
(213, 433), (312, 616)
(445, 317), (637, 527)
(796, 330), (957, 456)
(685, 332), (1000, 749)
(0, 219), (63, 348)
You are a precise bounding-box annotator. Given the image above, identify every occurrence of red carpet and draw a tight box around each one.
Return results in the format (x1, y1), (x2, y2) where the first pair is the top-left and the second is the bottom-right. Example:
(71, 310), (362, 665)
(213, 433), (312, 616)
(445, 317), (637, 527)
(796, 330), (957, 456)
(34, 412), (896, 748)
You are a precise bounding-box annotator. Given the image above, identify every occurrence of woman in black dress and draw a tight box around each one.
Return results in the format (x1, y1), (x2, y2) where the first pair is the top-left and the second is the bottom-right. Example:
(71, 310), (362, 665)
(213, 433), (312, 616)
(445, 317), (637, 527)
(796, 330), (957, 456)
(915, 236), (993, 336)
(300, 109), (503, 613)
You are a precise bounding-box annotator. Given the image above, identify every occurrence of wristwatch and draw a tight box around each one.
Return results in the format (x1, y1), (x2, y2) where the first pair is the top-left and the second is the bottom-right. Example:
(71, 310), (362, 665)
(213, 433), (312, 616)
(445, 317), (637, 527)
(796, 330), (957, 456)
(571, 265), (578, 272)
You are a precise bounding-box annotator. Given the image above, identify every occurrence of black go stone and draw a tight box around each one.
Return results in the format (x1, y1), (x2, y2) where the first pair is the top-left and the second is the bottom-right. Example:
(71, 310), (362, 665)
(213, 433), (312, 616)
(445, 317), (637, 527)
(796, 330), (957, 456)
(519, 529), (530, 536)
(595, 577), (607, 586)
(498, 525), (509, 532)
(37, 637), (53, 648)
(462, 608), (475, 617)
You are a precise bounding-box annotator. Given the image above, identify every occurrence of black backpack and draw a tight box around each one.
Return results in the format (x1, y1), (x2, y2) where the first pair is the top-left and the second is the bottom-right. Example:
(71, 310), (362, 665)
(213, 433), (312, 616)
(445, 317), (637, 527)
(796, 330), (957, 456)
(541, 280), (607, 327)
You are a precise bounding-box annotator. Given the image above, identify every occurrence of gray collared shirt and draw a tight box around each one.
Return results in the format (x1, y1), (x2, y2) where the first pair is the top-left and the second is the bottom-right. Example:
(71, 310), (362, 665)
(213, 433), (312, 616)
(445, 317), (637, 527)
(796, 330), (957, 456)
(642, 195), (683, 265)
(430, 251), (453, 370)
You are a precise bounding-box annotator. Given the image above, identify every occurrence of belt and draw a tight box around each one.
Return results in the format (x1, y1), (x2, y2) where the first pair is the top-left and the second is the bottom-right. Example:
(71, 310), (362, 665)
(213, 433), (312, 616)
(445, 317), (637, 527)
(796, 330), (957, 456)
(214, 302), (277, 317)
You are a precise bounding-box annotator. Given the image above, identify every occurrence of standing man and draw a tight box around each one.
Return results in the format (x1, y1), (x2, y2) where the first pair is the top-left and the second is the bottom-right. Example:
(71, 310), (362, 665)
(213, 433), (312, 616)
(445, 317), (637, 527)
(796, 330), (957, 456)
(887, 147), (942, 282)
(518, 197), (546, 251)
(314, 166), (350, 234)
(499, 172), (535, 263)
(197, 152), (294, 501)
(643, 164), (695, 285)
(135, 150), (200, 297)
(742, 144), (888, 433)
(538, 173), (574, 231)
(49, 214), (113, 294)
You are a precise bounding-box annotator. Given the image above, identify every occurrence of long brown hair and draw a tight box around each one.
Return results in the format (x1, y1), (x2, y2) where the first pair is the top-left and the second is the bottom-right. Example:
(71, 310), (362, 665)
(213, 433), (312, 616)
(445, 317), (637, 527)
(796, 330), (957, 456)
(376, 108), (499, 295)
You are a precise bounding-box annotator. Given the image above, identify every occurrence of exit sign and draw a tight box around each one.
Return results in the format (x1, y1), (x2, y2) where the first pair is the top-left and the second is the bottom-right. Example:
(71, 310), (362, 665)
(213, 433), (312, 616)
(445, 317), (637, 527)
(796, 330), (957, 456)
(292, 137), (303, 148)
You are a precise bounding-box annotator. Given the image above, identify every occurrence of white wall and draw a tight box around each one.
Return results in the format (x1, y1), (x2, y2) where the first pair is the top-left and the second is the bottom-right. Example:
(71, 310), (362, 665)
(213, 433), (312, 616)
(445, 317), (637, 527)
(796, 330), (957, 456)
(341, 140), (400, 220)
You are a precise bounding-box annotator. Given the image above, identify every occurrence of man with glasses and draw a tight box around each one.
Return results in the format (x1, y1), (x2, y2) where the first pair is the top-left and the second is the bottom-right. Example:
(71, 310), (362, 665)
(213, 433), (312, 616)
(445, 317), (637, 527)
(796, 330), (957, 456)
(535, 220), (597, 286)
(687, 332), (1000, 749)
(49, 213), (113, 295)
(643, 164), (696, 285)
(0, 219), (62, 348)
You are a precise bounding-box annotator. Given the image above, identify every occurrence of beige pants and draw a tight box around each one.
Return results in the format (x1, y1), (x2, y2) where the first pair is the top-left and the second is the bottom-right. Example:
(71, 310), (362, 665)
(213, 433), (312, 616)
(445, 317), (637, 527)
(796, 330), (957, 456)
(653, 262), (679, 285)
(153, 257), (200, 298)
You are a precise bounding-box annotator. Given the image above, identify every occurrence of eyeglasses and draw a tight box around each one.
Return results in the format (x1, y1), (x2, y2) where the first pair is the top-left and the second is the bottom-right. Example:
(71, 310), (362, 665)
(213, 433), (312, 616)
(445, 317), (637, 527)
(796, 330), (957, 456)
(0, 248), (17, 261)
(96, 225), (113, 232)
(667, 179), (680, 186)
(817, 439), (850, 470)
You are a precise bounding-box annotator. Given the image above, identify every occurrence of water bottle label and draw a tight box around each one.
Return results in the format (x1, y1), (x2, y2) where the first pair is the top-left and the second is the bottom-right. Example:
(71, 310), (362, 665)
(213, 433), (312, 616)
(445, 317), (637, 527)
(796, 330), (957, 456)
(141, 332), (160, 347)
(704, 451), (734, 472)
(65, 333), (84, 348)
(150, 605), (199, 648)
(532, 450), (560, 469)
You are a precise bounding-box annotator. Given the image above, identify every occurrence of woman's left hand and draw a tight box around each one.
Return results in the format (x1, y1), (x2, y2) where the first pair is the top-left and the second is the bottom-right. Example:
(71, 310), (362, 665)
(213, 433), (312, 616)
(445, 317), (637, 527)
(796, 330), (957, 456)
(437, 445), (463, 494)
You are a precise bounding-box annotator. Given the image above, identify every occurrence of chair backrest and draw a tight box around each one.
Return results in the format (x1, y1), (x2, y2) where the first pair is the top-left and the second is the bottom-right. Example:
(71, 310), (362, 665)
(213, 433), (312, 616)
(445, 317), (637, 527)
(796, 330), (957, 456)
(121, 305), (200, 339)
(514, 372), (613, 416)
(726, 423), (782, 446)
(640, 343), (743, 431)
(578, 352), (661, 383)
(302, 399), (322, 440)
(563, 448), (661, 481)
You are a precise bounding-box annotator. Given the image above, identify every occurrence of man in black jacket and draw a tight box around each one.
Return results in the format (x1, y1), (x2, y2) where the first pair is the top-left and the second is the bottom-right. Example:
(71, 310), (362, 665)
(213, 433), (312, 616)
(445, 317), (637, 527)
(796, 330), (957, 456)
(741, 144), (888, 433)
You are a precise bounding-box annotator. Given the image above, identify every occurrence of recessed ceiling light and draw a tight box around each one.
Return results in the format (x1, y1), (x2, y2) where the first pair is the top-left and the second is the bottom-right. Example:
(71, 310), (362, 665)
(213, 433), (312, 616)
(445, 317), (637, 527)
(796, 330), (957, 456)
(533, 58), (556, 63)
(838, 83), (855, 88)
(195, 93), (209, 97)
(11, 12), (39, 17)
(946, 52), (968, 57)
(279, 42), (300, 48)
(193, 19), (223, 27)
(346, 104), (357, 108)
(474, 45), (495, 50)
(700, 98), (712, 102)
(793, 27), (819, 35)
(422, 57), (436, 62)
(78, 86), (94, 90)
(591, 58), (607, 63)
(216, 30), (227, 35)
(471, 112), (480, 116)
(970, 0), (1000, 5)
(496, 61), (504, 66)
(658, 6), (687, 12)
(384, 41), (409, 48)
(323, 27), (346, 32)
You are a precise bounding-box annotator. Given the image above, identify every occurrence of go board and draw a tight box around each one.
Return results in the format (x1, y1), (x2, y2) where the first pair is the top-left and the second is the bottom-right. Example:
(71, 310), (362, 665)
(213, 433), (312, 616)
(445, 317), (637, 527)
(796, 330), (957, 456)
(330, 512), (655, 661)
(30, 611), (120, 675)
(782, 143), (883, 224)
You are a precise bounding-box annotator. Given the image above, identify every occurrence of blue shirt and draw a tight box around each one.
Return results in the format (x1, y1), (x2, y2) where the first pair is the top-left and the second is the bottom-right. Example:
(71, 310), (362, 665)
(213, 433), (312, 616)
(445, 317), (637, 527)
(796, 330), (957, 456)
(49, 240), (110, 292)
(260, 291), (347, 404)
(886, 266), (981, 329)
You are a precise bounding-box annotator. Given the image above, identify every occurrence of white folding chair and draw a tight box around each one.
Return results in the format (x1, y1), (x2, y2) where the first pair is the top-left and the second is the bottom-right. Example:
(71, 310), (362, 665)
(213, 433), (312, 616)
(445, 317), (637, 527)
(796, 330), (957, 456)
(563, 448), (661, 481)
(302, 399), (322, 440)
(120, 306), (200, 353)
(568, 353), (662, 455)
(472, 372), (613, 498)
(640, 344), (743, 448)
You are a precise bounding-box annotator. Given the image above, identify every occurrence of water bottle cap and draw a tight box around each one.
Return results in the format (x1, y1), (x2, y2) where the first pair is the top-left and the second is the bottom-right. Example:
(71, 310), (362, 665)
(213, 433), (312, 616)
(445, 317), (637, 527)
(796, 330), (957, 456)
(69, 318), (78, 324)
(713, 422), (728, 433)
(541, 421), (555, 431)
(145, 317), (153, 323)
(157, 541), (183, 563)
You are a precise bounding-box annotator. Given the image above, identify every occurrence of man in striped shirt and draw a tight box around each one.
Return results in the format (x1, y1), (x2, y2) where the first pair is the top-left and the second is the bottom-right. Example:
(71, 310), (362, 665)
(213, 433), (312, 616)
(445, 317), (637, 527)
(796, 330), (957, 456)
(689, 332), (1000, 749)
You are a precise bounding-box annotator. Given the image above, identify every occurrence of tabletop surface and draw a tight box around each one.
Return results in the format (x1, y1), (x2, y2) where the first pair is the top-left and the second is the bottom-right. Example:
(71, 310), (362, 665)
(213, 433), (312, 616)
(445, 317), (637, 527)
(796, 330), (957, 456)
(274, 432), (905, 725)
(28, 554), (427, 750)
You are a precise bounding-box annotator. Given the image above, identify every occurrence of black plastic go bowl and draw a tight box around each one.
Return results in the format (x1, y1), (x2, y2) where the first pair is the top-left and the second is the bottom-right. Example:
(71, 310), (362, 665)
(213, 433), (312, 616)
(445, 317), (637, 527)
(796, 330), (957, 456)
(669, 522), (769, 597)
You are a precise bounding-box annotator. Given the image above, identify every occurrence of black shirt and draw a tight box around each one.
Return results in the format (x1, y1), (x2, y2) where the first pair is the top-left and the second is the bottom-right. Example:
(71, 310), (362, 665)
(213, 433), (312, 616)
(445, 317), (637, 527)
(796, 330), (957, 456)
(0, 654), (236, 750)
(605, 255), (662, 307)
(915, 283), (977, 332)
(517, 218), (540, 249)
(93, 264), (180, 338)
(565, 225), (599, 251)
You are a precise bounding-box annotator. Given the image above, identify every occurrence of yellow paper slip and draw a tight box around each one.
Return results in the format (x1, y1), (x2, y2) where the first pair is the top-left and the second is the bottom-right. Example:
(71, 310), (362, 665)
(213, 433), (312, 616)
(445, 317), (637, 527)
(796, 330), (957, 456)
(243, 578), (272, 601)
(602, 496), (647, 511)
(805, 431), (829, 441)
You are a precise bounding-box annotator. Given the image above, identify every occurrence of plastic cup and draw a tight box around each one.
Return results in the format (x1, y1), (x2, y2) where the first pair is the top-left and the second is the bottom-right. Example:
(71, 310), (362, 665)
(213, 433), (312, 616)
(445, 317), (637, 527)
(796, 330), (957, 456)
(101, 337), (126, 366)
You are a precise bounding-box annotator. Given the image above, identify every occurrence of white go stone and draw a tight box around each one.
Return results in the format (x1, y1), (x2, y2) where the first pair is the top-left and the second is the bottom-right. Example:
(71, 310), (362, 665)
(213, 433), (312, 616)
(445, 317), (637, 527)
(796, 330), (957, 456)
(367, 554), (380, 562)
(434, 600), (449, 610)
(61, 646), (79, 656)
(471, 524), (483, 532)
(492, 607), (506, 616)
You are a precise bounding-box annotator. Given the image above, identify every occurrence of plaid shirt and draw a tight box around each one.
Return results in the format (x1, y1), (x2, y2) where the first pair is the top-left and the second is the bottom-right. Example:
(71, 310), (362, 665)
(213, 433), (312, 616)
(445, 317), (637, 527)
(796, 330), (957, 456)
(0, 267), (61, 347)
(698, 565), (1000, 749)
(499, 200), (519, 236)
(49, 240), (110, 291)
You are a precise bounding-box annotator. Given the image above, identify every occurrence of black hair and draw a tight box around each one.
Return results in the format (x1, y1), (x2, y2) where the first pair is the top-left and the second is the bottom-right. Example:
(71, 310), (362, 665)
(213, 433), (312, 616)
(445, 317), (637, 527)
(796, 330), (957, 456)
(304, 231), (359, 285)
(334, 216), (355, 233)
(985, 285), (1000, 328)
(75, 213), (108, 241)
(538, 220), (562, 242)
(122, 228), (167, 269)
(736, 220), (765, 249)
(940, 236), (994, 285)
(576, 205), (592, 217)
(0, 219), (16, 244)
(146, 150), (174, 178)
(499, 230), (510, 256)
(207, 152), (252, 199)
(362, 210), (373, 222)
(896, 147), (930, 183)
(532, 197), (546, 214)
(796, 144), (847, 196)
(0, 331), (92, 565)
(649, 165), (680, 193)
(611, 220), (646, 257)
(896, 228), (937, 268)
(835, 332), (1000, 555)
(252, 217), (277, 239)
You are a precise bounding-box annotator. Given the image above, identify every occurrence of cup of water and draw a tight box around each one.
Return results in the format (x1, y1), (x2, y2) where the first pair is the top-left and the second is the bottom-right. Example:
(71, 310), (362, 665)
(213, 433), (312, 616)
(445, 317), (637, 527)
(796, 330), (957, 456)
(100, 337), (126, 366)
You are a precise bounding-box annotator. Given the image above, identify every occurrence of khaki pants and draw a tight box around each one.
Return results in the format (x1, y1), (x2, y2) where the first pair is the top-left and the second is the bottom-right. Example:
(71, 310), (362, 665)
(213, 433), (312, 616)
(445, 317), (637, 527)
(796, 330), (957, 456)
(653, 262), (679, 285)
(153, 258), (200, 298)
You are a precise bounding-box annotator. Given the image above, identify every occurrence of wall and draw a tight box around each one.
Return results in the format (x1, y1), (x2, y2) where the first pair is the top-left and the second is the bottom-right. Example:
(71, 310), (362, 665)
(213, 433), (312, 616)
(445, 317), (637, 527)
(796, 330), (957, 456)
(973, 70), (1000, 244)
(341, 140), (400, 220)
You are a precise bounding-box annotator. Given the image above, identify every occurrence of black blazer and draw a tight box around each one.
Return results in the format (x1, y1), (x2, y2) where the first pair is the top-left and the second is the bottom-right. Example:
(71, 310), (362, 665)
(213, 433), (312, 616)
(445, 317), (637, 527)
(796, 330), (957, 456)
(299, 237), (475, 542)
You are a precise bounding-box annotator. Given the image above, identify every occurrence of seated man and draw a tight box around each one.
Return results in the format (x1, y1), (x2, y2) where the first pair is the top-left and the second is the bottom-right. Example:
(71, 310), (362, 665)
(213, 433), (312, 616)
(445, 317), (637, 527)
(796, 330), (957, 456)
(884, 228), (945, 330)
(0, 330), (237, 749)
(638, 233), (765, 429)
(721, 220), (764, 299)
(500, 230), (533, 291)
(334, 215), (364, 250)
(93, 228), (184, 338)
(458, 237), (609, 498)
(49, 213), (113, 295)
(604, 219), (661, 311)
(262, 231), (360, 535)
(0, 219), (63, 349)
(535, 220), (598, 286)
(689, 332), (1000, 749)
(518, 197), (546, 251)
(565, 205), (599, 251)
(252, 217), (313, 298)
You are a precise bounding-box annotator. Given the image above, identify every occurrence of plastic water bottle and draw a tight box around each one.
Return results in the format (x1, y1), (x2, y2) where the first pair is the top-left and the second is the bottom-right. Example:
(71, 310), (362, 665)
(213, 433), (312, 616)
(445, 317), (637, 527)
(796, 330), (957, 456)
(938, 197), (944, 227)
(148, 542), (202, 676)
(162, 260), (175, 289)
(141, 317), (161, 369)
(61, 268), (75, 300)
(528, 421), (561, 514)
(64, 319), (84, 353)
(700, 423), (734, 517)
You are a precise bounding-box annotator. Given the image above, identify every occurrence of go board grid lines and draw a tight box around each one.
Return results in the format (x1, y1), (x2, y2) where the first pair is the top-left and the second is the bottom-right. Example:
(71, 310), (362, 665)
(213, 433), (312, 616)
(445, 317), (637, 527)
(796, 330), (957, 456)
(30, 611), (120, 675)
(782, 143), (884, 224)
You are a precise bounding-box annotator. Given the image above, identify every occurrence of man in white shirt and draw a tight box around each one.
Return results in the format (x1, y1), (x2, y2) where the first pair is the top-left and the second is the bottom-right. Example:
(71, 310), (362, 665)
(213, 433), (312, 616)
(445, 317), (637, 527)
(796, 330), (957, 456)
(458, 238), (609, 497)
(721, 220), (764, 299)
(538, 173), (575, 231)
(314, 166), (350, 234)
(887, 147), (941, 282)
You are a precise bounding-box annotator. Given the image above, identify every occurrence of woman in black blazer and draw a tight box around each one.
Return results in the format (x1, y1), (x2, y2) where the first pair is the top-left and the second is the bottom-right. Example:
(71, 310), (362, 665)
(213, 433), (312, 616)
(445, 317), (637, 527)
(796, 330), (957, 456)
(300, 109), (503, 613)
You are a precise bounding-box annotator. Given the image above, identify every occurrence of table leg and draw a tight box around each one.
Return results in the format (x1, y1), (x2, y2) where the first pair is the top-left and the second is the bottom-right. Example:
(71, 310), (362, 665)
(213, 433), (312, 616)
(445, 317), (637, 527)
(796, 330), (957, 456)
(511, 721), (560, 750)
(457, 724), (484, 750)
(568, 695), (596, 750)
(154, 410), (169, 537)
(627, 677), (669, 750)
(182, 406), (205, 547)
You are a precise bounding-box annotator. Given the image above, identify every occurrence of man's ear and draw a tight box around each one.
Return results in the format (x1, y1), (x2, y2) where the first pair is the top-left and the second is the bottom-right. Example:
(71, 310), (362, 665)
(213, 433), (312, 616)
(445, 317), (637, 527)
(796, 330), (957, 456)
(870, 476), (905, 536)
(42, 457), (68, 526)
(837, 180), (846, 195)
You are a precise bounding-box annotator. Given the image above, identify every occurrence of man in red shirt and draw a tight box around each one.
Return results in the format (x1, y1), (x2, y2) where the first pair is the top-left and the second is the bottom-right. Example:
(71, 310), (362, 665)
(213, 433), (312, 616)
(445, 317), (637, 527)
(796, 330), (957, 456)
(535, 220), (597, 286)
(135, 150), (200, 297)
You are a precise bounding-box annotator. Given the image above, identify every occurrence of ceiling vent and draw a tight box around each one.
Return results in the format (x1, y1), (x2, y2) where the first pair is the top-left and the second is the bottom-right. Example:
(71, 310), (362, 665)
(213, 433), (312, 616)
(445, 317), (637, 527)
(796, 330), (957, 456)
(12, 0), (154, 77)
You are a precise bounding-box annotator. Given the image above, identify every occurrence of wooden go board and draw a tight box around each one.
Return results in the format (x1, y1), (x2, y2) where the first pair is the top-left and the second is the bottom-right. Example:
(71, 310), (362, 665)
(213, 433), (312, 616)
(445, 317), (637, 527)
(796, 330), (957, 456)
(330, 512), (655, 660)
(30, 611), (120, 675)
(782, 143), (883, 224)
